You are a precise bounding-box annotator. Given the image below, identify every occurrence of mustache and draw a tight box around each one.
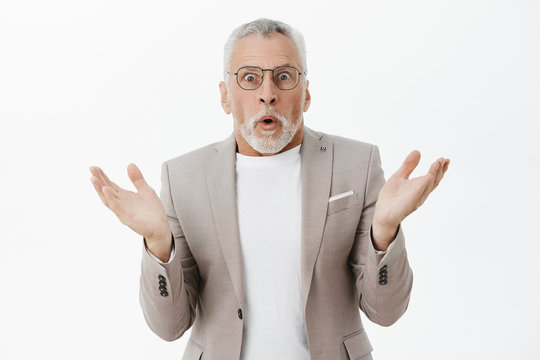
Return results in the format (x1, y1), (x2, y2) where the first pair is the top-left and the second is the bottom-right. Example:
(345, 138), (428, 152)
(247, 107), (289, 128)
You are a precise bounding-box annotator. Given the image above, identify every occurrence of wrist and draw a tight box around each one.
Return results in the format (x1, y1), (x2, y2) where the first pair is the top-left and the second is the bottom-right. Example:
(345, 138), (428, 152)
(145, 231), (173, 262)
(372, 209), (399, 229)
(371, 219), (399, 251)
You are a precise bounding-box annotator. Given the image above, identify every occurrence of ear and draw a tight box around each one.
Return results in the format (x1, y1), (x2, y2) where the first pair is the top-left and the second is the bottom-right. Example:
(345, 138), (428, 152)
(303, 79), (311, 112)
(219, 81), (232, 114)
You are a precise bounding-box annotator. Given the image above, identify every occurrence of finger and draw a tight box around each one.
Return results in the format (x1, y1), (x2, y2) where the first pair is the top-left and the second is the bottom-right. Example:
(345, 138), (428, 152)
(418, 160), (442, 205)
(410, 160), (439, 203)
(127, 163), (148, 192)
(90, 175), (110, 206)
(98, 167), (121, 193)
(395, 150), (421, 180)
(410, 172), (434, 205)
(89, 166), (120, 193)
(425, 159), (440, 178)
(433, 158), (449, 188)
(442, 158), (450, 175)
(102, 186), (122, 215)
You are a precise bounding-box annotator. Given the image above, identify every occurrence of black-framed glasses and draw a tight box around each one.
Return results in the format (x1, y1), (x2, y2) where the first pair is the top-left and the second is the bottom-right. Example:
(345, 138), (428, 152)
(226, 65), (306, 90)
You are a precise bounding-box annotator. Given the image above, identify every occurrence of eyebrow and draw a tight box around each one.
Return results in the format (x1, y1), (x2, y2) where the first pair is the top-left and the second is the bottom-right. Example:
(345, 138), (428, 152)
(238, 63), (296, 69)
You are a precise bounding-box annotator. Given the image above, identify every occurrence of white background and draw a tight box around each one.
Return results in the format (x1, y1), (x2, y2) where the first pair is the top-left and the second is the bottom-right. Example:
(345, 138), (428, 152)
(1, 0), (539, 359)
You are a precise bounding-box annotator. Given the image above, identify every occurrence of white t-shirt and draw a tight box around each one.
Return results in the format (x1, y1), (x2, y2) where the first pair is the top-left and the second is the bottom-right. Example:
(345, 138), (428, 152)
(235, 143), (310, 360)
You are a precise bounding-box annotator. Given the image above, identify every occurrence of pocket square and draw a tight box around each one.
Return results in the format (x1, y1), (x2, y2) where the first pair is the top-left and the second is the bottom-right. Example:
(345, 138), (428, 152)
(329, 190), (355, 202)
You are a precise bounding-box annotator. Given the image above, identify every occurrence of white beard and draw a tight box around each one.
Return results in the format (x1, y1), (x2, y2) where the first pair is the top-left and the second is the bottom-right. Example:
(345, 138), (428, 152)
(235, 107), (302, 154)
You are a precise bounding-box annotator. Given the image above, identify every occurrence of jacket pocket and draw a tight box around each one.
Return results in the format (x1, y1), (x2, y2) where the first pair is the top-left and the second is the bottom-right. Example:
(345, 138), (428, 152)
(342, 328), (373, 360)
(181, 338), (204, 360)
(327, 190), (361, 216)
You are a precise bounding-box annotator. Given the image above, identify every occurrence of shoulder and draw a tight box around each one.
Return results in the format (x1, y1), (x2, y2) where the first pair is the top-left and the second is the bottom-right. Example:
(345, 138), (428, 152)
(310, 127), (377, 159)
(306, 127), (382, 177)
(165, 142), (217, 168)
(161, 136), (226, 180)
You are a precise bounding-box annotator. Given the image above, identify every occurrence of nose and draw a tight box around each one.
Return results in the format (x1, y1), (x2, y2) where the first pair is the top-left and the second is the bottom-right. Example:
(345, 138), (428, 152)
(257, 72), (278, 105)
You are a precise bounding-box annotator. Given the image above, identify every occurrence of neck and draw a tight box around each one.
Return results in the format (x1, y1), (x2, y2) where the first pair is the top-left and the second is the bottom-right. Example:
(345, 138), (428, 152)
(235, 124), (304, 157)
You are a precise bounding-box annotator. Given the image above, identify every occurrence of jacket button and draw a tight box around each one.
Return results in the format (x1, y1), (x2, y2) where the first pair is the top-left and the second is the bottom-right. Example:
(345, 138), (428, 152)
(158, 275), (165, 281)
(238, 308), (243, 319)
(159, 280), (167, 287)
(160, 290), (169, 297)
(379, 279), (388, 285)
(159, 285), (167, 291)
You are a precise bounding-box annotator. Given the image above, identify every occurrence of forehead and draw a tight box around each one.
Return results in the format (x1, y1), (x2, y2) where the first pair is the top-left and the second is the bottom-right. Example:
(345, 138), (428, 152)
(230, 33), (302, 70)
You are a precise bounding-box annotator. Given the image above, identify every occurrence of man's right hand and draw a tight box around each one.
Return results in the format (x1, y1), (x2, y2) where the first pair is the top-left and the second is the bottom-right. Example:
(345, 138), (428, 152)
(89, 163), (172, 261)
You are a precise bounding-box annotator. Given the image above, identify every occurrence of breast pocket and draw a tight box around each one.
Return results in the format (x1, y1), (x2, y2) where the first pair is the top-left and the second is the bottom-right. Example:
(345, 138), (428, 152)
(342, 328), (373, 360)
(327, 190), (361, 216)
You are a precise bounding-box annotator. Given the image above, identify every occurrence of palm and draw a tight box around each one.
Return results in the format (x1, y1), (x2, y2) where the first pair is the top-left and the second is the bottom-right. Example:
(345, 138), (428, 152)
(114, 185), (167, 237)
(374, 150), (450, 228)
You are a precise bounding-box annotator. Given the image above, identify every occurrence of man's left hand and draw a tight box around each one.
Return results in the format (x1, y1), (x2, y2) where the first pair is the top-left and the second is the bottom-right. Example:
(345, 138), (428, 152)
(371, 150), (450, 250)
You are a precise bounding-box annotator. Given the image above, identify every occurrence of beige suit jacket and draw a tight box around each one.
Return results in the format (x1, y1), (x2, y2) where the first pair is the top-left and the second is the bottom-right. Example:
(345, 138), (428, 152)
(139, 125), (413, 360)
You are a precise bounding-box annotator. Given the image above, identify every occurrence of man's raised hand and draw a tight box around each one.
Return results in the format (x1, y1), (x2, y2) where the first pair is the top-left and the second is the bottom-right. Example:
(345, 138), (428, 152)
(89, 163), (171, 247)
(371, 150), (450, 250)
(374, 150), (450, 230)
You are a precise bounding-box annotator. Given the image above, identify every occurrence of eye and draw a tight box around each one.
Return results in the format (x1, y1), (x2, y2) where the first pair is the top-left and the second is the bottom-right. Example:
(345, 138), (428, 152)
(243, 73), (257, 82)
(278, 72), (291, 81)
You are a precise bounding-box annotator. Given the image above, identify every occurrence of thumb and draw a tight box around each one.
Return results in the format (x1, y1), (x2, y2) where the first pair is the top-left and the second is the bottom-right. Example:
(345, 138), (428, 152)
(395, 150), (421, 180)
(127, 163), (148, 191)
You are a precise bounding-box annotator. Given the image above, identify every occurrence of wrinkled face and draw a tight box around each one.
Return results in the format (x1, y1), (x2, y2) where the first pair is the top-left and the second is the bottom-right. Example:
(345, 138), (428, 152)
(219, 33), (311, 154)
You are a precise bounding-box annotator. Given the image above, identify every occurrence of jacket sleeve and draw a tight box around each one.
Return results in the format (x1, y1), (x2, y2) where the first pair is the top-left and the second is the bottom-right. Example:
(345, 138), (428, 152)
(348, 144), (414, 327)
(139, 161), (201, 341)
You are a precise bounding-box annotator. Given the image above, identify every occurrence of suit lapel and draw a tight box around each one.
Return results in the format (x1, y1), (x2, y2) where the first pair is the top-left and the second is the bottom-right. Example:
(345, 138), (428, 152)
(205, 125), (333, 315)
(206, 131), (246, 307)
(299, 126), (332, 313)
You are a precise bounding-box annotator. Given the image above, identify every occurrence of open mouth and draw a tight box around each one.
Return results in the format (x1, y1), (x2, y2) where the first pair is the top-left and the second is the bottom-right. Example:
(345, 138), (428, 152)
(258, 115), (279, 131)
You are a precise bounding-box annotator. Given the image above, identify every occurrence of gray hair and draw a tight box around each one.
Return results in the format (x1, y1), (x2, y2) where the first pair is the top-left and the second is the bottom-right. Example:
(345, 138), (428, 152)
(223, 18), (307, 80)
